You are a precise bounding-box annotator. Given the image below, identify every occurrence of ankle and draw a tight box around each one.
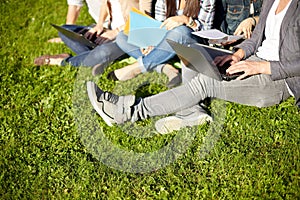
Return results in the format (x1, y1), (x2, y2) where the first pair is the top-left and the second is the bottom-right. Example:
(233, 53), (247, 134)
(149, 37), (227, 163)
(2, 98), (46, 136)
(114, 63), (142, 81)
(114, 69), (134, 81)
(162, 64), (179, 80)
(132, 67), (142, 77)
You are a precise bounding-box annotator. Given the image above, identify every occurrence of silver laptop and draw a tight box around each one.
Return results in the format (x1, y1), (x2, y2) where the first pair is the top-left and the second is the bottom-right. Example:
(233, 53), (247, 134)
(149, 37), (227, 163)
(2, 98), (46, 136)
(167, 39), (243, 81)
(51, 24), (97, 48)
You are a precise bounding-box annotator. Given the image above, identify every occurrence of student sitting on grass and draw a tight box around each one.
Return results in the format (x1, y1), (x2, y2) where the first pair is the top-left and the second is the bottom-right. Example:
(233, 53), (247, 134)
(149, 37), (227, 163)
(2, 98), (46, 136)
(107, 0), (215, 88)
(214, 0), (263, 40)
(34, 0), (152, 71)
(87, 0), (300, 133)
(47, 0), (107, 44)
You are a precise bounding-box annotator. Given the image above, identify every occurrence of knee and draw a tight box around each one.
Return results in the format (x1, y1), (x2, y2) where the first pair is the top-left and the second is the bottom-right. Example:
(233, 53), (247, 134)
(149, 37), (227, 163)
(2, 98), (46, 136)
(255, 95), (283, 108)
(116, 31), (128, 47)
(83, 50), (111, 66)
(164, 26), (193, 41)
(167, 26), (192, 36)
(188, 74), (210, 94)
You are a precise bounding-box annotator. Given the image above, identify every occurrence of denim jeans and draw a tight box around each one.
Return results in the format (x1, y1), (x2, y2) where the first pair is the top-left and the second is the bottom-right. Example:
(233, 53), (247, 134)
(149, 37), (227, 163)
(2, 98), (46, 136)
(219, 0), (263, 35)
(116, 25), (203, 73)
(59, 25), (125, 67)
(131, 55), (291, 121)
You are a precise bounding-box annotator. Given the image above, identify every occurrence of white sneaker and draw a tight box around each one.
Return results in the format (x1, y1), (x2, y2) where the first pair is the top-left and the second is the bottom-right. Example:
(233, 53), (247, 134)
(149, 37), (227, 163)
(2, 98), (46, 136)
(155, 109), (212, 134)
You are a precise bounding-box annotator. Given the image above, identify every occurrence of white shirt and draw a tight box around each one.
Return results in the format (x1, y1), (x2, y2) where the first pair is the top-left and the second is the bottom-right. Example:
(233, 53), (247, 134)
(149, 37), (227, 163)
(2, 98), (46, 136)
(256, 0), (293, 96)
(256, 0), (292, 61)
(67, 0), (125, 29)
(67, 0), (103, 23)
(109, 0), (125, 29)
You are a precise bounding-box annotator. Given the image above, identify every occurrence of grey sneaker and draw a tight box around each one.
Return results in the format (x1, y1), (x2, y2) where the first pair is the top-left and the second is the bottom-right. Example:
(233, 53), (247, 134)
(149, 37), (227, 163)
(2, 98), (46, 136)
(155, 108), (212, 134)
(86, 81), (135, 126)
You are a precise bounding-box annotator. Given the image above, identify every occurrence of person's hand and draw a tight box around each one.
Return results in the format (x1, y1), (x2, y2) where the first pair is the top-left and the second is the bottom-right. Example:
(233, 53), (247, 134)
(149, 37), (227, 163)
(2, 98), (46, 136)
(94, 29), (118, 45)
(219, 39), (238, 46)
(226, 60), (271, 80)
(160, 16), (186, 30)
(140, 46), (154, 55)
(84, 25), (103, 40)
(214, 54), (242, 67)
(214, 48), (245, 66)
(234, 17), (256, 39)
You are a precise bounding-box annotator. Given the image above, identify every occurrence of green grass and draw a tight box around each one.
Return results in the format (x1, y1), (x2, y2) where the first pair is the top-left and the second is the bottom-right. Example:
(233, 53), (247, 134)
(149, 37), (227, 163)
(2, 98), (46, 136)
(1, 0), (299, 199)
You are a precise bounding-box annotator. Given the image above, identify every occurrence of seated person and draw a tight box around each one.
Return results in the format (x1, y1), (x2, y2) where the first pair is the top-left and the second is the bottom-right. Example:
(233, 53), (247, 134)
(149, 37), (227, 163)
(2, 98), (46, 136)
(107, 0), (215, 88)
(48, 0), (108, 44)
(213, 0), (262, 46)
(34, 0), (152, 73)
(86, 0), (299, 133)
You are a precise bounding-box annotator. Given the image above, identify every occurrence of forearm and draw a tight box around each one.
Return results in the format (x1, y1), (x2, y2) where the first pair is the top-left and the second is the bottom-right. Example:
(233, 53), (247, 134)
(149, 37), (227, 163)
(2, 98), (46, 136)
(178, 15), (190, 25)
(233, 48), (245, 60)
(245, 15), (259, 27)
(160, 15), (191, 30)
(66, 5), (81, 24)
(176, 2), (217, 32)
(139, 0), (152, 14)
(234, 12), (264, 58)
(94, 0), (108, 30)
(180, 15), (198, 30)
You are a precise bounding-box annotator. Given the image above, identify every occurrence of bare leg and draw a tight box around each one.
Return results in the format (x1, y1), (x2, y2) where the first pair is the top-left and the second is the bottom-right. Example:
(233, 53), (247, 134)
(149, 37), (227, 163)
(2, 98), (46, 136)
(114, 62), (142, 81)
(162, 64), (179, 81)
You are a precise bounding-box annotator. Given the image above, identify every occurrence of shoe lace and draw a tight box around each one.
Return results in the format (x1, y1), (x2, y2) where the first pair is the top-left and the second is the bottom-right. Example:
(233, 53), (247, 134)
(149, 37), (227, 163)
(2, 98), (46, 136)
(101, 92), (119, 104)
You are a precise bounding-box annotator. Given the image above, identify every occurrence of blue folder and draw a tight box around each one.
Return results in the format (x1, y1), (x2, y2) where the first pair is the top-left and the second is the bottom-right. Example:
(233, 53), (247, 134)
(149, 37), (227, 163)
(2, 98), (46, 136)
(127, 11), (167, 48)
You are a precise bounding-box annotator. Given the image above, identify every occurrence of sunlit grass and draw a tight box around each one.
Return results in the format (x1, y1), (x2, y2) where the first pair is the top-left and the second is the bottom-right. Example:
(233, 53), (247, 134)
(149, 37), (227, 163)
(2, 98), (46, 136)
(0, 0), (299, 199)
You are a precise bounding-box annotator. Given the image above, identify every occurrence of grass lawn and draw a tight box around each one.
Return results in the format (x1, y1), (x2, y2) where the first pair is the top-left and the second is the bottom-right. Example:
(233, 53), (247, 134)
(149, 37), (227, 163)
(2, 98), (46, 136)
(1, 0), (299, 199)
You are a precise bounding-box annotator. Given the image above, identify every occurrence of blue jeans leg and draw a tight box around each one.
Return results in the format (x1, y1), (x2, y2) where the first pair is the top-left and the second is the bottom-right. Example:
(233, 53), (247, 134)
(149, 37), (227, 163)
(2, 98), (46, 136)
(116, 31), (143, 58)
(141, 26), (197, 71)
(61, 41), (125, 67)
(116, 26), (199, 72)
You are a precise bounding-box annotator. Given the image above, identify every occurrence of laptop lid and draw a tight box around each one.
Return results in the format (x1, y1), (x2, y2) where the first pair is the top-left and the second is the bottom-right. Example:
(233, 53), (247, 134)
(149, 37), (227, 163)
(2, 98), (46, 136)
(51, 24), (97, 48)
(167, 40), (234, 81)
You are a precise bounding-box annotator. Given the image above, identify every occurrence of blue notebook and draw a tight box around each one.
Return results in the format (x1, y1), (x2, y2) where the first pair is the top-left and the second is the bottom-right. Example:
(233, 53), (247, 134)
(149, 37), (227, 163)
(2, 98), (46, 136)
(127, 11), (167, 48)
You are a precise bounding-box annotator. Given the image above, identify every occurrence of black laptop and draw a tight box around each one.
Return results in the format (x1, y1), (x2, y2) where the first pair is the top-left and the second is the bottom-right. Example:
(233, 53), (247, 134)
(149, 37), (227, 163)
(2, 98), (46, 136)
(167, 39), (243, 81)
(51, 24), (97, 48)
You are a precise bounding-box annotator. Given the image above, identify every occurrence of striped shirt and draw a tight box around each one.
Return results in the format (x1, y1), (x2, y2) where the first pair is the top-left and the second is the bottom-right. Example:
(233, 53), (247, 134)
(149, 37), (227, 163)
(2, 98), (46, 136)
(154, 0), (215, 31)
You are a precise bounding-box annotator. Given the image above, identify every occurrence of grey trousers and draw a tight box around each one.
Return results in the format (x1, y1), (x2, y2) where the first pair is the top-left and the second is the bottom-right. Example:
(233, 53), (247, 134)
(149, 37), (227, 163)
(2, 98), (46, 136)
(132, 56), (291, 121)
